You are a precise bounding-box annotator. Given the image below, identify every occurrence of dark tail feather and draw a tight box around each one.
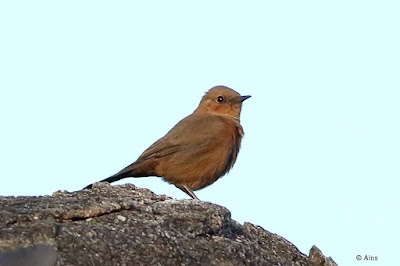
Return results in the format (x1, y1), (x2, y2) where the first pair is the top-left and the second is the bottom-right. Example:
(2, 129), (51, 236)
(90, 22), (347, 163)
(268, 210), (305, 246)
(83, 173), (128, 190)
(82, 160), (154, 190)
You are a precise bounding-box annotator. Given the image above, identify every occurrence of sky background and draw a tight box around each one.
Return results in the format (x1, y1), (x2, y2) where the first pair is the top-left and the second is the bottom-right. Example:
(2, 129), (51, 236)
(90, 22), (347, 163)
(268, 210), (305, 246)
(1, 1), (399, 265)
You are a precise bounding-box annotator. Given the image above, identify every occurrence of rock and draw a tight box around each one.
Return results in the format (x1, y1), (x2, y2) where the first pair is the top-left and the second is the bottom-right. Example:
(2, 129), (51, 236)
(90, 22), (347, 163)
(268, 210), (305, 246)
(0, 183), (335, 265)
(308, 245), (338, 266)
(0, 244), (57, 266)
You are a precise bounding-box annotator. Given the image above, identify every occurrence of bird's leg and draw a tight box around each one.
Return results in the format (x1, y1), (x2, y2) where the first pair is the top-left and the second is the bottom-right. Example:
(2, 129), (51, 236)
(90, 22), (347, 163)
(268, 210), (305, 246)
(175, 184), (200, 200)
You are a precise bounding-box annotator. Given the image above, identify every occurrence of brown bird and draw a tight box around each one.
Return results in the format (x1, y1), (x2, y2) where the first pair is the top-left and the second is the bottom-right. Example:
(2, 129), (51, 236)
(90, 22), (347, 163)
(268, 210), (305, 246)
(84, 85), (250, 200)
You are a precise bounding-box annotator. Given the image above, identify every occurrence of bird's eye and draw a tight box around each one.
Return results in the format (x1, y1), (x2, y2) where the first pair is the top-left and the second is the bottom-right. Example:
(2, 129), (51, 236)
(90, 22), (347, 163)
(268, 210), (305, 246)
(217, 96), (224, 103)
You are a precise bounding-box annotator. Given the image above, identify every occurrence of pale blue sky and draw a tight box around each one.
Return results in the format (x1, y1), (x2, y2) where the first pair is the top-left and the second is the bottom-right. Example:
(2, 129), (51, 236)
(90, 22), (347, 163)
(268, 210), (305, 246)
(1, 1), (399, 265)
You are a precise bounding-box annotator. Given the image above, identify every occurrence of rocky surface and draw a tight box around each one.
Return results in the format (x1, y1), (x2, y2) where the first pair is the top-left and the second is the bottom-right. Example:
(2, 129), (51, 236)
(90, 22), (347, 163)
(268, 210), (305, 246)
(0, 183), (337, 266)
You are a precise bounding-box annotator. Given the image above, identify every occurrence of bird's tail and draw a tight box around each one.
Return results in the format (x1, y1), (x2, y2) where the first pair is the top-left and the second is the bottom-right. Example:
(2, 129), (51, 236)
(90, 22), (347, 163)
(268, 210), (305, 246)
(83, 173), (128, 190)
(82, 160), (155, 190)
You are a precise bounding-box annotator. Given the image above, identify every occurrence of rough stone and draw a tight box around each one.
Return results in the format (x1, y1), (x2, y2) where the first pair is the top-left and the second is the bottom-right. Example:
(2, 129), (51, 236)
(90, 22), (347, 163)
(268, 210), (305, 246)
(0, 183), (336, 265)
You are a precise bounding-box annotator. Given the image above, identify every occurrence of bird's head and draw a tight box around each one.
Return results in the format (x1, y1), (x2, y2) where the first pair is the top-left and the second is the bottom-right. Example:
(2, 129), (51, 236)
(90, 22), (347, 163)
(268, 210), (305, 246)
(194, 86), (251, 120)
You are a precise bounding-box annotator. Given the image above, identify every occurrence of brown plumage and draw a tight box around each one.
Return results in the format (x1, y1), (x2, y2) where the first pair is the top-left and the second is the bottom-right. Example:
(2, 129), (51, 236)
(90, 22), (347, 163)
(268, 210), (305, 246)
(83, 85), (251, 200)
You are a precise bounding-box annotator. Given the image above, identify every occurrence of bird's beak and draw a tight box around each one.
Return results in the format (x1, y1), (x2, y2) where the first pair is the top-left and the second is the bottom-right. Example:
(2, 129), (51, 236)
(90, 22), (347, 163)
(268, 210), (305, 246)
(236, 95), (251, 102)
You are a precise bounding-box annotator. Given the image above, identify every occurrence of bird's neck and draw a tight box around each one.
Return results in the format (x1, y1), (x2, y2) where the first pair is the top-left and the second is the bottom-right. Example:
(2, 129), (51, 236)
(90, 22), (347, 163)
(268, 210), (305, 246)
(193, 109), (241, 124)
(193, 106), (241, 123)
(217, 113), (241, 122)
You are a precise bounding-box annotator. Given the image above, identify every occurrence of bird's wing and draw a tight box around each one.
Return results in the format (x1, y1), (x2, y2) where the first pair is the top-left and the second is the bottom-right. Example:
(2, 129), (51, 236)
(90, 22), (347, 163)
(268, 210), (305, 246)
(111, 114), (240, 179)
(136, 114), (229, 162)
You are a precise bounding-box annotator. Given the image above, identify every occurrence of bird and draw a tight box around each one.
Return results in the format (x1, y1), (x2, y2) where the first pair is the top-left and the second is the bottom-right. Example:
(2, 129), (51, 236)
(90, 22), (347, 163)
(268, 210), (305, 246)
(83, 85), (251, 200)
